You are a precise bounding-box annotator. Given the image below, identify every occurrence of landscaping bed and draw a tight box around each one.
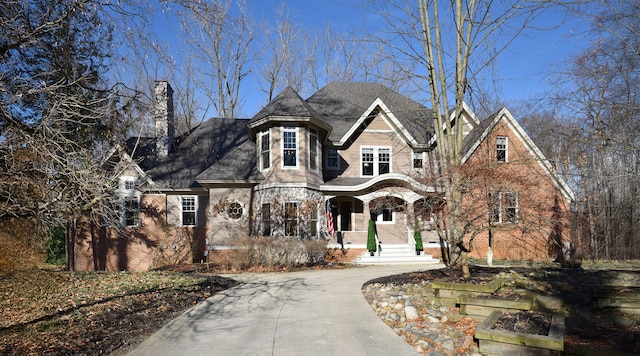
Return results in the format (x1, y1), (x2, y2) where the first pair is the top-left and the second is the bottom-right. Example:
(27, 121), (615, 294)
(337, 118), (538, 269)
(365, 264), (640, 355)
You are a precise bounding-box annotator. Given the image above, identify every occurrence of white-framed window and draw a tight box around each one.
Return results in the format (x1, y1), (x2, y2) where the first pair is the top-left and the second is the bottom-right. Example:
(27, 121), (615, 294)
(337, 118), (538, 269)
(326, 148), (339, 170)
(284, 202), (298, 237)
(181, 196), (197, 226)
(361, 147), (392, 176)
(119, 176), (137, 192)
(310, 205), (319, 237)
(496, 136), (508, 162)
(259, 129), (271, 171)
(282, 126), (298, 168)
(261, 203), (271, 236)
(119, 176), (139, 227)
(413, 151), (424, 170)
(123, 197), (140, 227)
(489, 191), (518, 224)
(124, 179), (135, 191)
(227, 201), (244, 220)
(309, 128), (318, 170)
(504, 192), (518, 222)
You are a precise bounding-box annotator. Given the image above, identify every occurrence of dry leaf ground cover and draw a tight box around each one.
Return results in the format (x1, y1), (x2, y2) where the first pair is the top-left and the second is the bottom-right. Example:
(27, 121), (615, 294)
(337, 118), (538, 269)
(0, 267), (239, 355)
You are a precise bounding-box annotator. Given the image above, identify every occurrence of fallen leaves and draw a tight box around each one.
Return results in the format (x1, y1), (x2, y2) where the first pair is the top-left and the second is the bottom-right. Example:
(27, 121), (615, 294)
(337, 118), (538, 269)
(0, 268), (239, 355)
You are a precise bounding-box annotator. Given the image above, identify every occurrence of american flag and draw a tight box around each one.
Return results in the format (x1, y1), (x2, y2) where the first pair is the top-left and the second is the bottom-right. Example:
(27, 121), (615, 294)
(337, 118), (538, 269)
(327, 201), (334, 236)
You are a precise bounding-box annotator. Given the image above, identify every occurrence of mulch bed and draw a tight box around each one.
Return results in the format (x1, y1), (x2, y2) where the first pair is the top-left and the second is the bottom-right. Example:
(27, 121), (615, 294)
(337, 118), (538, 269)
(493, 311), (551, 336)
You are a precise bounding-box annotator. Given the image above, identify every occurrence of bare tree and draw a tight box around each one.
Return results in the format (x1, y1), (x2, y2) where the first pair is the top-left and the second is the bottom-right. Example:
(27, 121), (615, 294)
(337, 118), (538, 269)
(258, 3), (309, 101)
(549, 0), (640, 260)
(175, 0), (256, 119)
(371, 0), (553, 276)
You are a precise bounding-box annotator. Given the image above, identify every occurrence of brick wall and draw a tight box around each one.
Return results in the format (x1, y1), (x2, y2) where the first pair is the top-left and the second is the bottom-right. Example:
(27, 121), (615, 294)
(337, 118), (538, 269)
(69, 195), (208, 271)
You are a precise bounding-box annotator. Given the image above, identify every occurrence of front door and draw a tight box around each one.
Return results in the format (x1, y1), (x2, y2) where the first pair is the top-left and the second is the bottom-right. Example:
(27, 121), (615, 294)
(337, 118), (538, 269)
(340, 201), (351, 231)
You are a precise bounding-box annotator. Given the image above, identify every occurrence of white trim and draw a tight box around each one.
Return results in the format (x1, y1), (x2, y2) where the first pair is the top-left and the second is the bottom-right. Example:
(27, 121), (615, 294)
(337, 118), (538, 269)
(180, 195), (198, 227)
(337, 98), (420, 147)
(427, 101), (479, 147)
(259, 129), (272, 172)
(281, 126), (299, 169)
(197, 179), (262, 184)
(412, 151), (425, 171)
(115, 148), (156, 189)
(320, 173), (436, 193)
(360, 146), (392, 177)
(255, 182), (321, 191)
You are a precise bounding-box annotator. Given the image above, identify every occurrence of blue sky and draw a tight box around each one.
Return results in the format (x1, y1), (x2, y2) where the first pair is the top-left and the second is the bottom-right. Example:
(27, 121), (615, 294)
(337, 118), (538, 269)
(147, 1), (593, 117)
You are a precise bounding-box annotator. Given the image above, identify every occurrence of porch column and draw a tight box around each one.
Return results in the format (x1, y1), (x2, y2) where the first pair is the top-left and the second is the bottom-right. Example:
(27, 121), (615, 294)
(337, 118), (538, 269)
(363, 199), (371, 230)
(407, 200), (416, 245)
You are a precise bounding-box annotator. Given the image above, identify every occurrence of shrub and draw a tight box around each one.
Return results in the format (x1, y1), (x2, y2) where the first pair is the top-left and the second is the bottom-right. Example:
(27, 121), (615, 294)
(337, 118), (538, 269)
(223, 236), (327, 270)
(413, 220), (423, 252)
(367, 219), (376, 253)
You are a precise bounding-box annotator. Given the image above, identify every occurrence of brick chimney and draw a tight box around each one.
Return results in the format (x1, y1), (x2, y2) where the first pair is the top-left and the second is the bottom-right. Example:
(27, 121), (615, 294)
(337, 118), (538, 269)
(153, 80), (174, 158)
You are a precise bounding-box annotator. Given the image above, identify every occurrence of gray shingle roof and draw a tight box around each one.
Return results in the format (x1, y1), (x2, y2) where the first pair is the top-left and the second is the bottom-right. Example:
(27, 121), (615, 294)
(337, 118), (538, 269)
(249, 86), (320, 123)
(126, 118), (255, 189)
(306, 82), (434, 145)
(125, 82), (435, 188)
(195, 139), (262, 183)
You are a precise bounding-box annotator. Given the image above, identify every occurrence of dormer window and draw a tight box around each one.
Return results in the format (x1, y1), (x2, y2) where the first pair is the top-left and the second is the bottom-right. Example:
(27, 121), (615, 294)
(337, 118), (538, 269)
(282, 126), (298, 168)
(496, 136), (508, 162)
(124, 179), (136, 190)
(120, 176), (136, 192)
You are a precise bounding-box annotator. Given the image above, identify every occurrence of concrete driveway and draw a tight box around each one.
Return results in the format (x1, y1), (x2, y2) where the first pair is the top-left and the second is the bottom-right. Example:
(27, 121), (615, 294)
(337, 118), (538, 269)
(128, 263), (444, 356)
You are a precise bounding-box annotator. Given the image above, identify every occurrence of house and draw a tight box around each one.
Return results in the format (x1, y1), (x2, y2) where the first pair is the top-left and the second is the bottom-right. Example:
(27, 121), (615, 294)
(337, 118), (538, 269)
(68, 81), (574, 271)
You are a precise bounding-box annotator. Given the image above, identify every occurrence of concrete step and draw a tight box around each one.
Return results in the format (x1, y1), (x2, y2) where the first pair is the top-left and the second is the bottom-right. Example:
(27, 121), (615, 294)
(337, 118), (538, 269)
(355, 244), (440, 265)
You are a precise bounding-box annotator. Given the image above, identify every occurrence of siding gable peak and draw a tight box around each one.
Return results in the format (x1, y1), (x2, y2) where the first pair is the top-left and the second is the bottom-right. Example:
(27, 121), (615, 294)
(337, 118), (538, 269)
(337, 98), (421, 148)
(462, 107), (575, 202)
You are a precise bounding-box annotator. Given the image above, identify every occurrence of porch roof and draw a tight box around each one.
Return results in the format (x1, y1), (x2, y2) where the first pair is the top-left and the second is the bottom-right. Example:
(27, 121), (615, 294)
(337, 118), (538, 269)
(321, 174), (437, 194)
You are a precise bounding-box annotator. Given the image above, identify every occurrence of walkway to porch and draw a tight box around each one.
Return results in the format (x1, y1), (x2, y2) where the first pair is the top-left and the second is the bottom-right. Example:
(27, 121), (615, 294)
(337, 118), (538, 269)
(355, 243), (441, 265)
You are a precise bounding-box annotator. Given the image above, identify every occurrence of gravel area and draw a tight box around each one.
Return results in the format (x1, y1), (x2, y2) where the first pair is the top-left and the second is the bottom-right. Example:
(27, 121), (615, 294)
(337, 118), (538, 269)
(363, 279), (481, 355)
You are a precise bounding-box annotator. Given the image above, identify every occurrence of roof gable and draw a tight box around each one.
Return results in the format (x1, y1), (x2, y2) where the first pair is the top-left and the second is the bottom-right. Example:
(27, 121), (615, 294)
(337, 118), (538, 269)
(462, 108), (575, 202)
(306, 82), (433, 146)
(337, 98), (423, 148)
